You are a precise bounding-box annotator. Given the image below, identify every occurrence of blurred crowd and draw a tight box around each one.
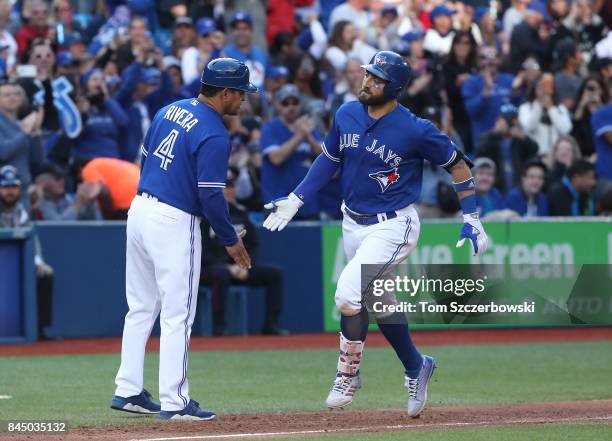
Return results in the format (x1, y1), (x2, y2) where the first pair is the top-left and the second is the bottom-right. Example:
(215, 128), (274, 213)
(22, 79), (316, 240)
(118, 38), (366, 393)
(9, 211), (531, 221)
(0, 0), (611, 230)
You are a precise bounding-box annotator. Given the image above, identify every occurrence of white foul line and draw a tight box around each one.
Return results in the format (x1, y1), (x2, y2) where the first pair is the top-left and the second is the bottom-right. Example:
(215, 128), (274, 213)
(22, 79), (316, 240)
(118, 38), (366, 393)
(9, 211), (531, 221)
(0, 395), (13, 400)
(129, 415), (612, 441)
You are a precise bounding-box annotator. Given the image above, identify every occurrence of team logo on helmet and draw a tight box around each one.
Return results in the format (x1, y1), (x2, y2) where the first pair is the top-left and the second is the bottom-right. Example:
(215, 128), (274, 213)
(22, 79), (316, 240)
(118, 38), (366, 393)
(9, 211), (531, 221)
(369, 168), (400, 192)
(375, 54), (387, 64)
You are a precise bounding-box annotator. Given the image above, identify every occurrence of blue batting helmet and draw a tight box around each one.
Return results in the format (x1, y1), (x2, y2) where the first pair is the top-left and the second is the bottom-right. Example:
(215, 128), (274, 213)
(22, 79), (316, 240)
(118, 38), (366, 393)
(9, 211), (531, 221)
(0, 165), (21, 187)
(361, 51), (412, 100)
(200, 58), (258, 93)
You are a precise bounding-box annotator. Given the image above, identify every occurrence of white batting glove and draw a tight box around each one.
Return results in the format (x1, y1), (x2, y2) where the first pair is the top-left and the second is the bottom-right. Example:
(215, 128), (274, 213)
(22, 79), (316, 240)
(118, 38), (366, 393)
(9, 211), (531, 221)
(456, 213), (489, 256)
(263, 192), (303, 231)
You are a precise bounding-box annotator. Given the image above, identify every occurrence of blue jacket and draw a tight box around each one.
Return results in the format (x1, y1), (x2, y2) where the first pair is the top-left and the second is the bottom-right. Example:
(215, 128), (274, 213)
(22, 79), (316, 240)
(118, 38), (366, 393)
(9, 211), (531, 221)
(461, 73), (514, 147)
(505, 187), (548, 216)
(72, 98), (128, 159)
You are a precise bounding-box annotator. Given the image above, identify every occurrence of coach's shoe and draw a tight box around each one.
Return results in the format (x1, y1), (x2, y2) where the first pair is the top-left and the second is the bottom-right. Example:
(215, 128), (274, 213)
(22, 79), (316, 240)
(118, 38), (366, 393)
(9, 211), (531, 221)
(405, 355), (436, 418)
(110, 389), (160, 414)
(159, 399), (216, 421)
(325, 333), (364, 409)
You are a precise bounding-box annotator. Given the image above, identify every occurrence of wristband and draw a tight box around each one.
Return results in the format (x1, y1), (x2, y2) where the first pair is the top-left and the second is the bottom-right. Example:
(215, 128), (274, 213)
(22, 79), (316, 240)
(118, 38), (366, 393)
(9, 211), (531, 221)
(453, 177), (475, 192)
(459, 193), (478, 215)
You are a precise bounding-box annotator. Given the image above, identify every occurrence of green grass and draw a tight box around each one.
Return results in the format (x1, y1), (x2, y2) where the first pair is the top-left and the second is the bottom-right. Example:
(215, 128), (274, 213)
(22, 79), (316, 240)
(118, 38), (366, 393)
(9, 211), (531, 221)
(268, 424), (612, 441)
(0, 341), (610, 428)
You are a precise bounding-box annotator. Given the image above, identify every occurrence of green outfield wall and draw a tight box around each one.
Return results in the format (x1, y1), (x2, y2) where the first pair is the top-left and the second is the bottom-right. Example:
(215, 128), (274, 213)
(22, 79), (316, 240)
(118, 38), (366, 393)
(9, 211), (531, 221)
(322, 219), (612, 331)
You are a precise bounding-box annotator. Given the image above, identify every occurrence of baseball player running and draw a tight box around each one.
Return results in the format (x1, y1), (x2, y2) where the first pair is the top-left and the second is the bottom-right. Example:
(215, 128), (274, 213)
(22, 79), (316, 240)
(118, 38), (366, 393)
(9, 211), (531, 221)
(263, 51), (488, 417)
(111, 58), (256, 420)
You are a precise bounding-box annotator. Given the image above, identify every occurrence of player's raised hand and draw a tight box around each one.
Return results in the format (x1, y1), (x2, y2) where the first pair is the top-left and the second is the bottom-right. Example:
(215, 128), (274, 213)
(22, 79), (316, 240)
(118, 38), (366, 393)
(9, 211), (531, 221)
(226, 238), (251, 270)
(263, 193), (303, 231)
(456, 214), (489, 256)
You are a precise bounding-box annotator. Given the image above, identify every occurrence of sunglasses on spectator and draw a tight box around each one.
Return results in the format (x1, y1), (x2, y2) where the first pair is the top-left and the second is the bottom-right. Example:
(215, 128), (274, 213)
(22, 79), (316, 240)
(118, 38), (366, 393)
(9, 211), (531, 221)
(281, 99), (300, 107)
(479, 53), (496, 60)
(522, 62), (540, 70)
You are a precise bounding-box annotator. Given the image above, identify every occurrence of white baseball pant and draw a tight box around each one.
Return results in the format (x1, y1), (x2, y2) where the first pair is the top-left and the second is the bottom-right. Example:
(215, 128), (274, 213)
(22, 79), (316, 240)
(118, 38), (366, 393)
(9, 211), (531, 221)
(335, 203), (421, 316)
(114, 194), (202, 411)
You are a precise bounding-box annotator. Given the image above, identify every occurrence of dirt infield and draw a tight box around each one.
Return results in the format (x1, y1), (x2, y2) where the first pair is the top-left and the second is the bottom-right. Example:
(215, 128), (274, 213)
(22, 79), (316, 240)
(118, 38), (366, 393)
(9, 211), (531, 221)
(4, 400), (612, 441)
(2, 327), (612, 357)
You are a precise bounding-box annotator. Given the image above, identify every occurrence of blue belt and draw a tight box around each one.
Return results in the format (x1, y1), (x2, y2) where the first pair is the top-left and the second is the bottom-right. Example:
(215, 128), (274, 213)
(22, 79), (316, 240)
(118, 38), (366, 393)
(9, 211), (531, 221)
(343, 207), (398, 225)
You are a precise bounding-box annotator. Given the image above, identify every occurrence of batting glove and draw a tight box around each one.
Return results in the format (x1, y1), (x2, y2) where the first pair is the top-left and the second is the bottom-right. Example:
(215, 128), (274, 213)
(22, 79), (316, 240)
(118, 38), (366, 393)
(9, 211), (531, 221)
(263, 193), (303, 232)
(456, 213), (488, 256)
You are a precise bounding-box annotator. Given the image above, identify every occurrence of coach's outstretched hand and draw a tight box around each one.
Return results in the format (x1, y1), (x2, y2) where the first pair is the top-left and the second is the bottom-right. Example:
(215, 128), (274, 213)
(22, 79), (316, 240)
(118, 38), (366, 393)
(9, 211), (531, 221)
(263, 193), (303, 231)
(456, 214), (489, 256)
(226, 238), (251, 269)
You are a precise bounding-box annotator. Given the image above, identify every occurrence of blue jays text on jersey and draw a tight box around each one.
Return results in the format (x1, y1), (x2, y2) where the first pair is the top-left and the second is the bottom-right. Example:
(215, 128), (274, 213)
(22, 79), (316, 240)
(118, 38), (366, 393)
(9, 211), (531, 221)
(138, 98), (230, 217)
(320, 101), (456, 214)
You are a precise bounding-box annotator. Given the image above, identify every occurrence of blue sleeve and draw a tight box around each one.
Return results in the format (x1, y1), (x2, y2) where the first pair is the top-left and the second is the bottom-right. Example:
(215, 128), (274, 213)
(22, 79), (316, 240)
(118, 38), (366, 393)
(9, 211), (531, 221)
(293, 153), (340, 202)
(462, 76), (487, 116)
(105, 98), (129, 127)
(199, 188), (238, 246)
(114, 62), (142, 106)
(417, 119), (456, 167)
(320, 115), (341, 163)
(196, 135), (237, 246)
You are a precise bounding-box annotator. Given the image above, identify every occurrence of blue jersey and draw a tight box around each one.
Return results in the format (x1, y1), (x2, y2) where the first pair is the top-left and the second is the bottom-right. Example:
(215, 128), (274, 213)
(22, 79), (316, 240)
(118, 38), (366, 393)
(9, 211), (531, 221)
(322, 102), (456, 213)
(591, 104), (612, 180)
(260, 118), (323, 217)
(139, 98), (230, 216)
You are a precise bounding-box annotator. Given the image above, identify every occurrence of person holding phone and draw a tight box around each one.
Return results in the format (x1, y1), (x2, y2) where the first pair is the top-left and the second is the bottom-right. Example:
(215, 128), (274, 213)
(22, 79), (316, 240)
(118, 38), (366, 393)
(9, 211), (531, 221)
(571, 75), (605, 157)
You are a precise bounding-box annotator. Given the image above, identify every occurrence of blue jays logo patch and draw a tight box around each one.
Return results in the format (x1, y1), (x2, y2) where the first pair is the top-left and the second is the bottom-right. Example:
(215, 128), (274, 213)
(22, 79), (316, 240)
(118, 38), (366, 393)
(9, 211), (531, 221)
(369, 168), (400, 192)
(375, 54), (387, 64)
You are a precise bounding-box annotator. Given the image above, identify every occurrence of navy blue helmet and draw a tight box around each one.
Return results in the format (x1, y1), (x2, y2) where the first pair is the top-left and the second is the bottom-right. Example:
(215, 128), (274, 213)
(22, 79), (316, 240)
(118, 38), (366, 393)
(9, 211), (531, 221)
(0, 165), (21, 187)
(200, 58), (258, 93)
(361, 51), (412, 100)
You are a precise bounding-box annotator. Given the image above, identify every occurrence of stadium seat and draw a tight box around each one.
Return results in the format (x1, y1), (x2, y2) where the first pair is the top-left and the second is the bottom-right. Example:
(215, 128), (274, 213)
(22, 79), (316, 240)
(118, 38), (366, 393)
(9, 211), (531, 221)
(225, 286), (249, 336)
(195, 286), (249, 336)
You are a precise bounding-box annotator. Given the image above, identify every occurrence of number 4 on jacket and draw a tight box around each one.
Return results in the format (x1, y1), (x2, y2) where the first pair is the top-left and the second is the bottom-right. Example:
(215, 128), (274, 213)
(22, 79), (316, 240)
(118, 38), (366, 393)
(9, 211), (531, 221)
(153, 129), (178, 170)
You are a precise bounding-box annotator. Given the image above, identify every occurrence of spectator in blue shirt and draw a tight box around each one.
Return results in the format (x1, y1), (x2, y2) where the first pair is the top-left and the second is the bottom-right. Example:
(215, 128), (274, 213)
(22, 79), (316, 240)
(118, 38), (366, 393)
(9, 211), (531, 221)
(260, 84), (322, 218)
(72, 68), (128, 160)
(462, 45), (514, 147)
(114, 53), (172, 162)
(224, 13), (268, 92)
(505, 160), (549, 217)
(590, 79), (612, 191)
(473, 157), (505, 217)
